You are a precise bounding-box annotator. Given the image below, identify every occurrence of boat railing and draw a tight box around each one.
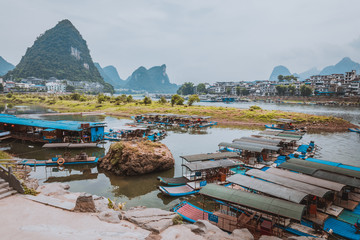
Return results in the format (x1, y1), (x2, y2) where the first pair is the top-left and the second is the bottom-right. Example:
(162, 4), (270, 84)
(0, 162), (25, 194)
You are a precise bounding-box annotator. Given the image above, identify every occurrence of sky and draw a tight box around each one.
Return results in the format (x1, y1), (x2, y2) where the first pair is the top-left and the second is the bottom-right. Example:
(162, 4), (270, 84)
(1, 0), (360, 84)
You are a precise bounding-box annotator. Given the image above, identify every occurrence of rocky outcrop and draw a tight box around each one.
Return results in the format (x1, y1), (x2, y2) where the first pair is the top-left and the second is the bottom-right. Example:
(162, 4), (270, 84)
(98, 141), (174, 176)
(97, 210), (122, 223)
(123, 206), (177, 233)
(74, 193), (96, 212)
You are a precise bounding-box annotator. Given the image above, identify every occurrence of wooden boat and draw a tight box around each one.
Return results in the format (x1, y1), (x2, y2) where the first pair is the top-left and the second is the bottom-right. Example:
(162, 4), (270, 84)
(158, 182), (201, 197)
(157, 176), (188, 186)
(349, 128), (360, 133)
(20, 152), (98, 166)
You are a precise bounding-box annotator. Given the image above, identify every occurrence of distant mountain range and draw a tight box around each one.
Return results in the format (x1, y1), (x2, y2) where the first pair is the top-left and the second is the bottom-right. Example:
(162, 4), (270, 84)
(94, 63), (125, 89)
(3, 19), (114, 93)
(269, 57), (360, 81)
(0, 56), (14, 76)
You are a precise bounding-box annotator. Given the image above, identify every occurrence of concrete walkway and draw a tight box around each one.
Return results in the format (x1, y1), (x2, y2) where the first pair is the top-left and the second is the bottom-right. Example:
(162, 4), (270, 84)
(0, 195), (150, 240)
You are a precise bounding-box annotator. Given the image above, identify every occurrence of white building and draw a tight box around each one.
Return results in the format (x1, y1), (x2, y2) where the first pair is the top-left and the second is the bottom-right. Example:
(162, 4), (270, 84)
(46, 81), (66, 93)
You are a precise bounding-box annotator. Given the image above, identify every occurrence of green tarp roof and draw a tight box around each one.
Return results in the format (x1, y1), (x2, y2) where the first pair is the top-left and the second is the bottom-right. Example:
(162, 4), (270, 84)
(288, 158), (360, 179)
(199, 184), (305, 221)
(180, 152), (239, 162)
(182, 159), (241, 172)
(228, 174), (308, 203)
(279, 162), (360, 188)
(218, 142), (264, 153)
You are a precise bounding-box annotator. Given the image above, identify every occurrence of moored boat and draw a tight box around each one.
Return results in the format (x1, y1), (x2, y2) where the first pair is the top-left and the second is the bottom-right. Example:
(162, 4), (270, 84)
(20, 152), (98, 166)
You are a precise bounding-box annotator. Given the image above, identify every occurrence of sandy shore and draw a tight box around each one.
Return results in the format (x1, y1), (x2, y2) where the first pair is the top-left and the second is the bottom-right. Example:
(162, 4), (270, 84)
(0, 195), (150, 240)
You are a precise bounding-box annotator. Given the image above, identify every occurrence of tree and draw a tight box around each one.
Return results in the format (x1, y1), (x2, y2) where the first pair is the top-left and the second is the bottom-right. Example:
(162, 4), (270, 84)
(288, 85), (296, 96)
(275, 85), (287, 96)
(240, 88), (250, 96)
(177, 82), (195, 95)
(236, 86), (241, 96)
(196, 83), (207, 94)
(97, 94), (106, 103)
(158, 96), (167, 104)
(300, 85), (313, 97)
(277, 75), (284, 82)
(143, 96), (152, 105)
(126, 95), (133, 103)
(0, 84), (3, 93)
(226, 87), (232, 95)
(66, 85), (75, 92)
(188, 94), (200, 106)
(171, 94), (184, 106)
(70, 92), (81, 100)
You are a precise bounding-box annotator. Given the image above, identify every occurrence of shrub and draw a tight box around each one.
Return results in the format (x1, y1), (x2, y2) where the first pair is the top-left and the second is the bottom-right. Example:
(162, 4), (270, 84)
(70, 93), (81, 101)
(6, 93), (12, 98)
(249, 105), (262, 111)
(187, 94), (200, 106)
(143, 96), (152, 105)
(171, 94), (184, 106)
(158, 96), (167, 104)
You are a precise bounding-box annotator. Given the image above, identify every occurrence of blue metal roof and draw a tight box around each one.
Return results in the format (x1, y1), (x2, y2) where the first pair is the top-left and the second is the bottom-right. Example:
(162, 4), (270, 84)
(0, 114), (104, 132)
(306, 158), (360, 171)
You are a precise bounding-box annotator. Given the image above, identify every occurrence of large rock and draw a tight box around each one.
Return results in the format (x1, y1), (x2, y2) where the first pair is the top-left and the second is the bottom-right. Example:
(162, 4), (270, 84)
(231, 228), (254, 240)
(74, 193), (96, 212)
(98, 141), (174, 176)
(97, 210), (122, 223)
(37, 183), (70, 196)
(123, 206), (177, 233)
(258, 236), (282, 240)
(191, 220), (235, 240)
(160, 225), (204, 240)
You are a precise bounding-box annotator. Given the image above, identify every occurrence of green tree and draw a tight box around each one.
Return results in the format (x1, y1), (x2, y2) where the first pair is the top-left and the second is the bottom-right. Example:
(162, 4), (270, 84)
(275, 85), (287, 96)
(126, 95), (133, 103)
(0, 84), (4, 93)
(188, 94), (200, 106)
(226, 87), (231, 95)
(66, 85), (75, 92)
(143, 96), (152, 105)
(177, 82), (195, 95)
(240, 88), (250, 96)
(97, 94), (106, 103)
(300, 85), (313, 97)
(70, 92), (81, 100)
(288, 85), (296, 96)
(236, 86), (241, 96)
(158, 96), (167, 104)
(277, 75), (284, 82)
(196, 83), (207, 94)
(171, 94), (184, 106)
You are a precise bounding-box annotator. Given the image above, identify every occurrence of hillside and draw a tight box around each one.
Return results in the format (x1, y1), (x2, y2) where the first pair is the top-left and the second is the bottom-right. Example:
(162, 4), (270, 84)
(269, 65), (291, 81)
(124, 64), (178, 93)
(95, 63), (125, 88)
(4, 19), (113, 93)
(0, 56), (15, 76)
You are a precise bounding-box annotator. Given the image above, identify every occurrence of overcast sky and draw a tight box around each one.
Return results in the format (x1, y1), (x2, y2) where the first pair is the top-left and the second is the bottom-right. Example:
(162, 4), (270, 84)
(1, 0), (360, 84)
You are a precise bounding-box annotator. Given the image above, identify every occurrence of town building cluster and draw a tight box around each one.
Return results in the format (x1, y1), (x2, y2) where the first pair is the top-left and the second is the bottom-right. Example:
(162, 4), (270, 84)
(0, 77), (105, 94)
(205, 70), (360, 97)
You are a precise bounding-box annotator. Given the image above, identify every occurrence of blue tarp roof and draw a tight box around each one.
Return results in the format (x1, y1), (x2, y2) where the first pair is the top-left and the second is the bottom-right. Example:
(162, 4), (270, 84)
(306, 158), (360, 172)
(0, 114), (104, 132)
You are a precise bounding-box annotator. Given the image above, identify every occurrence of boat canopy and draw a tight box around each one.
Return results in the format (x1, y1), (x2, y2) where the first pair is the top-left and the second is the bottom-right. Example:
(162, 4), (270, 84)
(232, 140), (281, 151)
(251, 135), (298, 143)
(228, 174), (308, 203)
(182, 159), (241, 172)
(278, 162), (318, 175)
(267, 168), (345, 192)
(199, 184), (305, 221)
(234, 137), (282, 146)
(279, 162), (360, 188)
(180, 152), (239, 162)
(288, 158), (360, 179)
(218, 142), (264, 153)
(246, 169), (333, 198)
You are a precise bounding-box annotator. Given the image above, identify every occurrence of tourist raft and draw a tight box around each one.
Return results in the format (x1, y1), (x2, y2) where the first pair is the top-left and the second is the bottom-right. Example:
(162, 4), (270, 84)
(162, 128), (360, 239)
(20, 152), (98, 166)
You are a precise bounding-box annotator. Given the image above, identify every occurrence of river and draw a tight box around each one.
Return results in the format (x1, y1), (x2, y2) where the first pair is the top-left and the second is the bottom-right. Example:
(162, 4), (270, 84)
(2, 103), (360, 209)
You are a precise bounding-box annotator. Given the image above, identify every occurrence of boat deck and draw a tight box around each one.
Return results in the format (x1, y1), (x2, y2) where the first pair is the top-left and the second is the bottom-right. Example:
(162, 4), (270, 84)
(303, 211), (329, 226)
(157, 176), (188, 186)
(174, 202), (209, 223)
(159, 184), (197, 196)
(334, 199), (359, 211)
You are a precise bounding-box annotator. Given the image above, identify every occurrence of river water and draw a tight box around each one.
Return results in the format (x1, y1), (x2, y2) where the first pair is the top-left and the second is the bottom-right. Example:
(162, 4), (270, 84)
(2, 103), (360, 209)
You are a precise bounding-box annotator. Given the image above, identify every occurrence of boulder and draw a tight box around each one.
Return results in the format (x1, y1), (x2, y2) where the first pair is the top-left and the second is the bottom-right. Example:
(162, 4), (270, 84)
(97, 210), (122, 223)
(74, 193), (96, 212)
(37, 183), (70, 196)
(93, 196), (111, 212)
(160, 225), (204, 240)
(288, 237), (327, 240)
(191, 220), (234, 240)
(231, 228), (254, 240)
(123, 206), (177, 233)
(23, 178), (39, 190)
(98, 141), (174, 176)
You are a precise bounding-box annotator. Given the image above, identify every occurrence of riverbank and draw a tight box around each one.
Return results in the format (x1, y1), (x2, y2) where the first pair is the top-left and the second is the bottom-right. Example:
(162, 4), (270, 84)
(2, 93), (357, 132)
(0, 183), (259, 240)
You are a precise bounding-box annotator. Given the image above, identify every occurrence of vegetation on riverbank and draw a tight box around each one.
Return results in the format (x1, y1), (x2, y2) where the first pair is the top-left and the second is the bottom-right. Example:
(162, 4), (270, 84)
(1, 93), (356, 132)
